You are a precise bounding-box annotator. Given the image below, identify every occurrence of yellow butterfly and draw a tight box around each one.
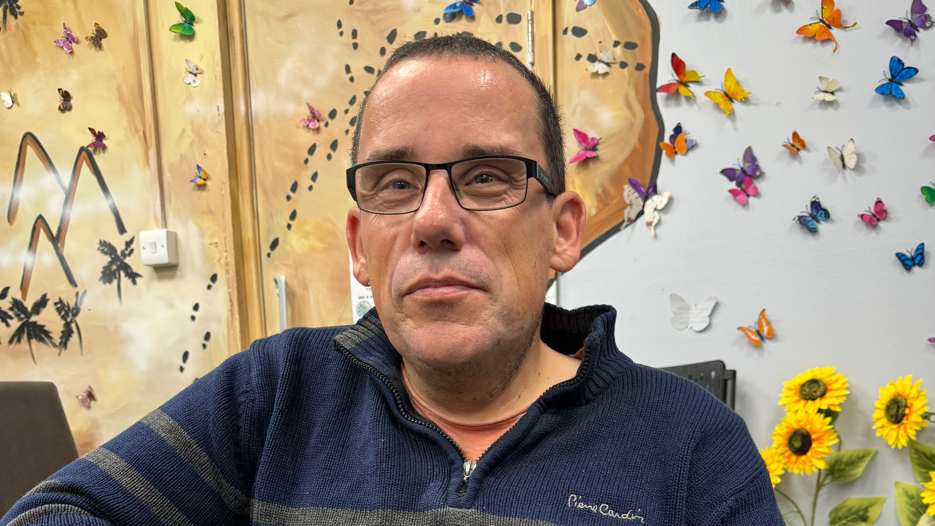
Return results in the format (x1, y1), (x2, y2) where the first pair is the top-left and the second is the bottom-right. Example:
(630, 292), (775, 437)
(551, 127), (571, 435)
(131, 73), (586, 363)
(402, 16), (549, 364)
(704, 68), (750, 117)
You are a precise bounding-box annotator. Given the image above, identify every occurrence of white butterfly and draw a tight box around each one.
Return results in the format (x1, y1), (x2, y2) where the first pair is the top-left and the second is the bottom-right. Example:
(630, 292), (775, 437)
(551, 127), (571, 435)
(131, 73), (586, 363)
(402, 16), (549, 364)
(2, 89), (14, 109)
(643, 191), (671, 237)
(587, 42), (614, 75)
(813, 76), (840, 102)
(828, 138), (857, 172)
(183, 59), (203, 87)
(669, 294), (717, 332)
(621, 184), (643, 229)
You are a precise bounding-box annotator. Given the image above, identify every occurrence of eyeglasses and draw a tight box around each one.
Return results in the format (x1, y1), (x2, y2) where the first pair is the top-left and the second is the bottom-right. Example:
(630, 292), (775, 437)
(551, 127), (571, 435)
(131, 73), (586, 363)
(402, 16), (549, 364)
(345, 155), (558, 215)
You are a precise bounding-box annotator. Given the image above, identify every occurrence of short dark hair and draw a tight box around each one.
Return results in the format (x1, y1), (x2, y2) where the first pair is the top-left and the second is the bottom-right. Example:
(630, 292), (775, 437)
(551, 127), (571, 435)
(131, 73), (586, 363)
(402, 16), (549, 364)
(350, 35), (566, 195)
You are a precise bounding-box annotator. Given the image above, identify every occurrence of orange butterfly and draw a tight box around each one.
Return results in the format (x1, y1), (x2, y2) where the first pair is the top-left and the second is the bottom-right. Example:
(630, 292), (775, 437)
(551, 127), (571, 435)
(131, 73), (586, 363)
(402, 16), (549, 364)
(783, 131), (807, 156)
(657, 53), (703, 99)
(738, 309), (774, 347)
(660, 123), (696, 159)
(796, 0), (857, 53)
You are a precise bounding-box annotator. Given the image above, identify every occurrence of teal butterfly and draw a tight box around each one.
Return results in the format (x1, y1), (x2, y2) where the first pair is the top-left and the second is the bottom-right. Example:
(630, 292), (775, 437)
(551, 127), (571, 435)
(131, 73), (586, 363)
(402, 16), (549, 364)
(896, 243), (925, 271)
(170, 2), (196, 36)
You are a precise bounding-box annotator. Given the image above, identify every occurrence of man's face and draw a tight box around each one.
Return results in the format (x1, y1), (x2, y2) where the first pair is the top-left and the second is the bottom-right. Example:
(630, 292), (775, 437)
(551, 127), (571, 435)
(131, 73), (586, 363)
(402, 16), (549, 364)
(348, 56), (572, 373)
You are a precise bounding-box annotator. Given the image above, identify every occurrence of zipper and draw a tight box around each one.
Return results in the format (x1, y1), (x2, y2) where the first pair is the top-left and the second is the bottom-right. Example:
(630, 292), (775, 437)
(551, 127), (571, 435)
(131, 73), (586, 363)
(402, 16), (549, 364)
(457, 461), (476, 498)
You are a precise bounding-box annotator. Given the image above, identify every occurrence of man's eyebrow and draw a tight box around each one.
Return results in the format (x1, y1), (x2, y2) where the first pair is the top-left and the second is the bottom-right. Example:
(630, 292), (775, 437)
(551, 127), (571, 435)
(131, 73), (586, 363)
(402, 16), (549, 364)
(364, 147), (415, 163)
(460, 145), (525, 158)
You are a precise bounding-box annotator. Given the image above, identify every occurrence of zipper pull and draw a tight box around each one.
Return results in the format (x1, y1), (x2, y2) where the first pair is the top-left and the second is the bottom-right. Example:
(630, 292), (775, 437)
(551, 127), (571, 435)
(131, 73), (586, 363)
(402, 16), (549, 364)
(457, 461), (476, 498)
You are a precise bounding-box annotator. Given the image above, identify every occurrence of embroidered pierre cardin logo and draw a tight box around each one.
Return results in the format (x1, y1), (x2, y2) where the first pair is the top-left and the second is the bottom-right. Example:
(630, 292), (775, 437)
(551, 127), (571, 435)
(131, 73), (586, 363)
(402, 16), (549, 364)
(567, 494), (645, 522)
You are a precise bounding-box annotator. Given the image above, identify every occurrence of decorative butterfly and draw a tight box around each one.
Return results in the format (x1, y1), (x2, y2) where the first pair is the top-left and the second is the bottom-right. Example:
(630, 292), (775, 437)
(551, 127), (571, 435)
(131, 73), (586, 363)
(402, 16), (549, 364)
(794, 195), (830, 233)
(444, 0), (476, 18)
(657, 53), (703, 99)
(689, 0), (724, 13)
(922, 181), (935, 205)
(58, 88), (72, 112)
(577, 0), (597, 12)
(587, 42), (615, 75)
(704, 68), (750, 117)
(828, 138), (857, 172)
(928, 337), (935, 346)
(170, 2), (196, 36)
(301, 103), (323, 129)
(796, 0), (856, 53)
(76, 385), (96, 408)
(813, 76), (840, 101)
(2, 89), (14, 109)
(569, 129), (600, 163)
(183, 59), (202, 87)
(858, 198), (888, 227)
(721, 146), (762, 205)
(887, 0), (932, 41)
(738, 309), (774, 347)
(54, 23), (79, 54)
(876, 56), (919, 99)
(86, 23), (107, 47)
(931, 134), (935, 142)
(895, 242), (925, 271)
(88, 128), (106, 151)
(623, 178), (670, 236)
(783, 131), (807, 156)
(660, 123), (696, 159)
(190, 165), (208, 186)
(669, 294), (717, 332)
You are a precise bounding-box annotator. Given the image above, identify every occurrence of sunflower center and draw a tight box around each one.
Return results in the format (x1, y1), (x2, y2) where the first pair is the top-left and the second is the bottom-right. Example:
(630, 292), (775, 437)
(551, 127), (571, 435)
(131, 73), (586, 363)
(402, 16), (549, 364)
(885, 396), (909, 424)
(787, 429), (813, 456)
(799, 379), (828, 401)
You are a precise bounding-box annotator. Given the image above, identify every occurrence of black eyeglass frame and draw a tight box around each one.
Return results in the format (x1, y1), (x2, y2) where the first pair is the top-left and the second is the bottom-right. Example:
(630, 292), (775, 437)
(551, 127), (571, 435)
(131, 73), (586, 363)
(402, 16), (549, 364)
(345, 155), (560, 215)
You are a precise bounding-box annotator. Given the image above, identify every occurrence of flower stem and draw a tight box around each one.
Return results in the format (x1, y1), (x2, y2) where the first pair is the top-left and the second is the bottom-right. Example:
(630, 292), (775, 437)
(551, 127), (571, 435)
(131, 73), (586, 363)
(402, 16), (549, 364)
(810, 470), (829, 526)
(923, 412), (935, 424)
(776, 489), (807, 525)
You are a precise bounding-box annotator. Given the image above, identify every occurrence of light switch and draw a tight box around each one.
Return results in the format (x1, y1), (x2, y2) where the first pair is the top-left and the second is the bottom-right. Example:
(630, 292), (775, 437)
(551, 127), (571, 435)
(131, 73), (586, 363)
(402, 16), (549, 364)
(139, 229), (179, 267)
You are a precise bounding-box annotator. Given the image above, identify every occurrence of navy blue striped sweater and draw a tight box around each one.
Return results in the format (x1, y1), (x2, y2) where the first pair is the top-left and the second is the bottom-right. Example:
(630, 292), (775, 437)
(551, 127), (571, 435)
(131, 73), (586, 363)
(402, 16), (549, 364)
(2, 304), (782, 525)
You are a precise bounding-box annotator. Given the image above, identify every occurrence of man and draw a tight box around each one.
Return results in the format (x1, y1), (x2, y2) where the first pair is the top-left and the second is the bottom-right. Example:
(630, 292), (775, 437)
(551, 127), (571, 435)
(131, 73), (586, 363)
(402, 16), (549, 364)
(2, 36), (782, 525)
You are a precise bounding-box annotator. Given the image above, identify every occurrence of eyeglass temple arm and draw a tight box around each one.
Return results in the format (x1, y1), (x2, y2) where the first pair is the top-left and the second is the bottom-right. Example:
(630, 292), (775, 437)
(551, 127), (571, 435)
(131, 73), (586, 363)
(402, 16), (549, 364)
(535, 165), (560, 196)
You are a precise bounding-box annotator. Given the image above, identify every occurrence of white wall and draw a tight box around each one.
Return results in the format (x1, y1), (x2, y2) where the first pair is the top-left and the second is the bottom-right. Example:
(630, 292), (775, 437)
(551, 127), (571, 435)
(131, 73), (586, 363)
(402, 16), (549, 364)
(559, 0), (935, 521)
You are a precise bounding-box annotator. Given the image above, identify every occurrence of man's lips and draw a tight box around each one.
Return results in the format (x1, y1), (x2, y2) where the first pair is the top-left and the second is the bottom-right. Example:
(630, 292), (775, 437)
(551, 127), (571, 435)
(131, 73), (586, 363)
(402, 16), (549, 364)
(405, 277), (481, 298)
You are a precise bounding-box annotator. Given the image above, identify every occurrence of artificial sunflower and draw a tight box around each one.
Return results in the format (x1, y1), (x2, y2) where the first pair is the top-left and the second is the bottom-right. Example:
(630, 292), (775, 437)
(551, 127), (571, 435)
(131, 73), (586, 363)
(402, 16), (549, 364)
(779, 366), (850, 413)
(760, 447), (784, 488)
(923, 471), (935, 517)
(772, 409), (839, 475)
(871, 375), (929, 449)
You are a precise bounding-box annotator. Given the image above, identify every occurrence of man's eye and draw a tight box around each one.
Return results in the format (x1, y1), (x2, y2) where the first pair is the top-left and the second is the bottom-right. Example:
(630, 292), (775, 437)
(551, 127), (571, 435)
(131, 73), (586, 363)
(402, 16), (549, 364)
(390, 180), (412, 190)
(472, 173), (497, 185)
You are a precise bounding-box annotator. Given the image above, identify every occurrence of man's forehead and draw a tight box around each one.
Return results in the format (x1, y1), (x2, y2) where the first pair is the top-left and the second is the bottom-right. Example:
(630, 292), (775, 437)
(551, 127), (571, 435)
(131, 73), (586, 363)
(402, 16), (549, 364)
(363, 144), (525, 164)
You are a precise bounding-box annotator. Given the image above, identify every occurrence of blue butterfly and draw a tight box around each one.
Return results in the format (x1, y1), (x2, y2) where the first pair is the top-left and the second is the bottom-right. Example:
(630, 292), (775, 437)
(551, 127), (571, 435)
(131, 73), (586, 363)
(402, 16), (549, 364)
(444, 0), (475, 17)
(895, 242), (925, 270)
(794, 196), (831, 233)
(875, 56), (919, 99)
(689, 0), (724, 13)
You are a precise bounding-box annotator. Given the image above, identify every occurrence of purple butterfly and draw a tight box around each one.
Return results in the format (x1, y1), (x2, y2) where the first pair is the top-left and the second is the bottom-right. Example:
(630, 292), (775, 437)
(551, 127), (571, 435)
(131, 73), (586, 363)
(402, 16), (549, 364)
(720, 146), (762, 184)
(628, 178), (657, 202)
(887, 0), (933, 42)
(54, 23), (78, 54)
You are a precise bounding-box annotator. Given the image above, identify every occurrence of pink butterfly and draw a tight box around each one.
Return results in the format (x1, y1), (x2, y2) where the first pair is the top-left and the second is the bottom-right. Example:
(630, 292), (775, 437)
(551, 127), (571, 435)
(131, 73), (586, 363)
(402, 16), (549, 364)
(300, 103), (323, 129)
(728, 176), (758, 205)
(929, 337), (935, 346)
(54, 23), (79, 53)
(930, 134), (935, 141)
(88, 128), (106, 151)
(858, 197), (887, 227)
(76, 385), (96, 408)
(569, 129), (600, 163)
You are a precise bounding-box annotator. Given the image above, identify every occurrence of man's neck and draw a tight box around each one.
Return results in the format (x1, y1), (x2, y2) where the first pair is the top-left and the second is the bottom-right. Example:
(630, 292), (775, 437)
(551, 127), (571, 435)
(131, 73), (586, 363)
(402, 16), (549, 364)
(400, 339), (581, 425)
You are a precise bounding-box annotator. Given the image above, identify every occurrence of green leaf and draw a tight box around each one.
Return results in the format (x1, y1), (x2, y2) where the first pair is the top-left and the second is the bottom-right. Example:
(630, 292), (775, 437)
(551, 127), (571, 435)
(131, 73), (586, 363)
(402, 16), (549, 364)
(828, 497), (886, 526)
(910, 441), (935, 484)
(175, 2), (195, 23)
(826, 449), (878, 483)
(895, 481), (926, 526)
(919, 513), (935, 526)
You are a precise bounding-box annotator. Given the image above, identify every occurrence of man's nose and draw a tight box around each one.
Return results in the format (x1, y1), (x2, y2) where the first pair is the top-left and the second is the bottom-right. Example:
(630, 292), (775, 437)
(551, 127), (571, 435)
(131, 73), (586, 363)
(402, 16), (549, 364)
(410, 169), (465, 251)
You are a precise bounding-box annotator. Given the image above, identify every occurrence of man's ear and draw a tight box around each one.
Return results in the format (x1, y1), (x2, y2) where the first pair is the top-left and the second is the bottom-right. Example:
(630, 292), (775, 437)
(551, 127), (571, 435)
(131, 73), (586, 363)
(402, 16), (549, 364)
(550, 191), (587, 273)
(346, 208), (371, 287)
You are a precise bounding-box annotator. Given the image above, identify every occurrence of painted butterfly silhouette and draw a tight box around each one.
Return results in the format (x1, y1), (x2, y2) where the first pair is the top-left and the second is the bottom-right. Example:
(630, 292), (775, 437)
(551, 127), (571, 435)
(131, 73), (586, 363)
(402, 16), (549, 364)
(896, 243), (925, 271)
(444, 0), (476, 20)
(783, 131), (807, 156)
(828, 138), (857, 172)
(587, 42), (615, 75)
(170, 2), (196, 35)
(738, 309), (774, 347)
(570, 129), (600, 164)
(76, 385), (96, 408)
(184, 59), (203, 87)
(876, 56), (919, 99)
(887, 0), (932, 42)
(705, 68), (750, 117)
(577, 0), (597, 12)
(86, 23), (107, 47)
(657, 53), (703, 99)
(54, 23), (78, 54)
(190, 165), (208, 186)
(301, 103), (323, 129)
(813, 76), (841, 102)
(858, 198), (887, 227)
(721, 147), (762, 205)
(689, 0), (724, 13)
(88, 128), (106, 151)
(669, 294), (717, 332)
(58, 88), (72, 112)
(794, 196), (830, 233)
(660, 123), (696, 159)
(797, 0), (856, 53)
(922, 181), (935, 205)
